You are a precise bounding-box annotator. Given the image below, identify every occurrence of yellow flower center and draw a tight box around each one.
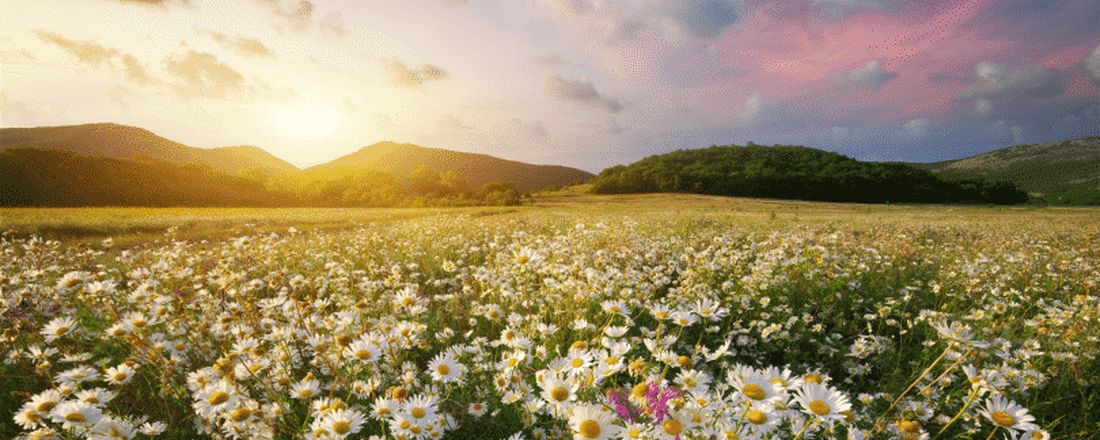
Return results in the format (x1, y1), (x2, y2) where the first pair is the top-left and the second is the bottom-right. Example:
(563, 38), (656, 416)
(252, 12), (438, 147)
(229, 408), (250, 422)
(746, 409), (767, 425)
(208, 391), (230, 405)
(36, 401), (55, 412)
(742, 383), (765, 400)
(804, 373), (822, 384)
(633, 383), (650, 398)
(355, 349), (372, 360)
(898, 420), (920, 433)
(551, 386), (569, 402)
(64, 412), (86, 422)
(769, 377), (787, 388)
(55, 326), (69, 336)
(579, 419), (602, 439)
(684, 377), (697, 388)
(332, 420), (351, 434)
(437, 364), (450, 376)
(411, 407), (426, 419)
(991, 411), (1016, 427)
(808, 400), (830, 416)
(663, 418), (683, 435)
(571, 358), (584, 369)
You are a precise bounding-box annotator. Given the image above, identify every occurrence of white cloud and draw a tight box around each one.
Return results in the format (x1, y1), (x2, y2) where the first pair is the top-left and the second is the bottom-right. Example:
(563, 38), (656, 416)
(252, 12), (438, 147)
(1084, 44), (1100, 87)
(541, 0), (742, 41)
(902, 118), (929, 138)
(737, 92), (787, 126)
(957, 62), (1064, 101)
(833, 60), (896, 90)
(545, 74), (623, 113)
(813, 0), (895, 17)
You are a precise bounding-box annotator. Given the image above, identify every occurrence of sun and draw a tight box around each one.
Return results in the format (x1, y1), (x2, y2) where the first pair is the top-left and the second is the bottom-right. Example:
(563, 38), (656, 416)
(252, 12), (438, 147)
(268, 103), (344, 141)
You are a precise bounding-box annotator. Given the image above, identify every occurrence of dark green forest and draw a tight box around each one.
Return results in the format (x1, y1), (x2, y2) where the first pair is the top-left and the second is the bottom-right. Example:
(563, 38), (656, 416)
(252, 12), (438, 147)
(0, 149), (521, 207)
(591, 144), (1029, 204)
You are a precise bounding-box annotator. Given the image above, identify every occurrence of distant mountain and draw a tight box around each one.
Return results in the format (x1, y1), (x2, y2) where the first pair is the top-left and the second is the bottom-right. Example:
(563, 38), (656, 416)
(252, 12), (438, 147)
(0, 123), (298, 175)
(591, 143), (1028, 204)
(916, 137), (1100, 205)
(311, 141), (593, 193)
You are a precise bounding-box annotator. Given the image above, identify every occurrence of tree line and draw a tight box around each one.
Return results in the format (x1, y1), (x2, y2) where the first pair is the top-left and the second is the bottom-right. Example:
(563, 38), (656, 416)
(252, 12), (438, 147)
(591, 143), (1028, 204)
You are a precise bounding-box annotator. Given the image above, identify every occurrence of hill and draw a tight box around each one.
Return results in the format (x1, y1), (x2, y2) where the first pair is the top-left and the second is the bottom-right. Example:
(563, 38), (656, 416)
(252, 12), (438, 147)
(311, 141), (593, 193)
(591, 143), (1028, 204)
(0, 123), (298, 175)
(917, 137), (1100, 205)
(0, 149), (278, 207)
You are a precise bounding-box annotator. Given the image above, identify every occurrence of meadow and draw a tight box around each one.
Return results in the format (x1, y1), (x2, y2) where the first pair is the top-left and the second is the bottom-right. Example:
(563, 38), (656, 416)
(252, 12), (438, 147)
(1, 194), (1098, 439)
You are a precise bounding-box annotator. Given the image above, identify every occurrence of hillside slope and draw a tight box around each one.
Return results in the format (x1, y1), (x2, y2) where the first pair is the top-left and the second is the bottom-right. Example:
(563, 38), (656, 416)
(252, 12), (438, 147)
(0, 149), (278, 206)
(0, 123), (298, 175)
(918, 137), (1100, 204)
(311, 141), (593, 193)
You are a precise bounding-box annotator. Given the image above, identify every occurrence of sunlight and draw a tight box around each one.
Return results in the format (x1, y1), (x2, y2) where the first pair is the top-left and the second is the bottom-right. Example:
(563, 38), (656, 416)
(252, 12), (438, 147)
(268, 103), (344, 141)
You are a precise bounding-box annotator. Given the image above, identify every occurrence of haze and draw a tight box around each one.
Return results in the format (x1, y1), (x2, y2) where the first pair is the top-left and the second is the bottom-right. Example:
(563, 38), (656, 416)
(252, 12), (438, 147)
(1, 0), (1099, 172)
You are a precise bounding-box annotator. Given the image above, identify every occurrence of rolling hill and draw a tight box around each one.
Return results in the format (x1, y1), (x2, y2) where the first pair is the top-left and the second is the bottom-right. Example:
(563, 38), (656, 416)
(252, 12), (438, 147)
(310, 141), (593, 193)
(917, 136), (1100, 204)
(0, 123), (298, 175)
(0, 149), (277, 207)
(591, 143), (1028, 204)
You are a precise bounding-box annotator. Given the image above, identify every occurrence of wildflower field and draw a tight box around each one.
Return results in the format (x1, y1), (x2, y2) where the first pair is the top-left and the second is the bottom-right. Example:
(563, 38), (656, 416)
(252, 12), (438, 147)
(2, 194), (1099, 439)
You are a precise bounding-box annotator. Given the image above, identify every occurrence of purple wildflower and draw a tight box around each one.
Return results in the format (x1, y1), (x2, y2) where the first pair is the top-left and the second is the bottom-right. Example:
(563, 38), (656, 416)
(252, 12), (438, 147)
(607, 389), (640, 424)
(645, 382), (681, 424)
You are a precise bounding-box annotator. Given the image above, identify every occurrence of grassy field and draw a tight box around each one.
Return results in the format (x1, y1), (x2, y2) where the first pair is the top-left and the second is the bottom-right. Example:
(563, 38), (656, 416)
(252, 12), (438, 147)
(1, 194), (1098, 439)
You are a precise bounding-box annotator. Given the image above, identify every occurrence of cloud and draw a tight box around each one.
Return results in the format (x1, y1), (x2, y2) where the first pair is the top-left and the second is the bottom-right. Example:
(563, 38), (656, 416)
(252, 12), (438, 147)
(35, 31), (118, 67)
(737, 92), (788, 126)
(544, 73), (623, 113)
(1085, 44), (1100, 87)
(833, 60), (897, 90)
(35, 31), (153, 84)
(256, 0), (314, 29)
(542, 0), (741, 41)
(534, 54), (567, 66)
(164, 50), (246, 98)
(385, 61), (449, 88)
(440, 115), (474, 131)
(957, 62), (1065, 101)
(902, 118), (929, 138)
(115, 0), (188, 4)
(209, 33), (274, 58)
(813, 0), (895, 17)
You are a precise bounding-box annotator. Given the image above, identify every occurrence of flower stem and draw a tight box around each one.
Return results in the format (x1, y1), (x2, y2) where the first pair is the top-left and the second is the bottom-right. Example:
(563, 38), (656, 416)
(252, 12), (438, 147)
(872, 342), (955, 434)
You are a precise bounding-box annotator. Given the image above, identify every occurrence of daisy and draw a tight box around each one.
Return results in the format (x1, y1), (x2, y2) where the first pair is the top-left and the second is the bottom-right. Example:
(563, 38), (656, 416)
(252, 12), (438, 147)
(104, 364), (136, 385)
(979, 395), (1037, 433)
(729, 369), (779, 403)
(291, 378), (322, 399)
(50, 401), (102, 430)
(319, 408), (366, 438)
(793, 383), (852, 423)
(743, 402), (781, 434)
(428, 352), (464, 384)
(569, 404), (623, 440)
(344, 340), (380, 364)
(540, 373), (578, 409)
(41, 316), (77, 342)
(403, 394), (439, 427)
(195, 380), (239, 414)
(468, 401), (488, 417)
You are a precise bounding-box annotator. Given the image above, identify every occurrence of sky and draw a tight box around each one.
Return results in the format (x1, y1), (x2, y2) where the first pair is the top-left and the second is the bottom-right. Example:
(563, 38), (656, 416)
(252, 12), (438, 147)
(1, 0), (1099, 172)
